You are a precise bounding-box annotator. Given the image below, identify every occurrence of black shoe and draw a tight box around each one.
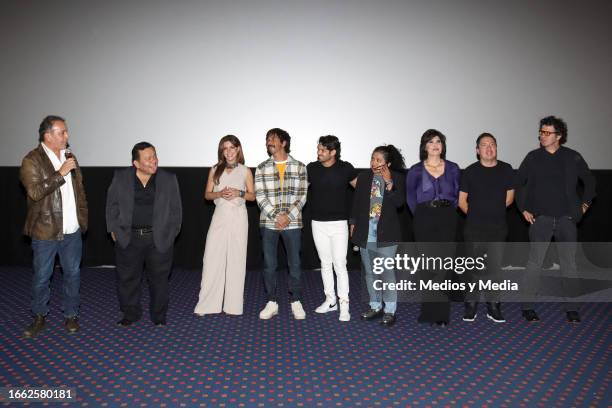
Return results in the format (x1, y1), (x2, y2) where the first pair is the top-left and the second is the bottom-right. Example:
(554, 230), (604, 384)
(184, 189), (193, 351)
(566, 310), (581, 323)
(153, 320), (167, 327)
(65, 317), (80, 333)
(463, 302), (478, 322)
(486, 303), (505, 323)
(117, 318), (134, 327)
(23, 315), (46, 338)
(522, 309), (539, 322)
(360, 308), (384, 321)
(380, 313), (396, 326)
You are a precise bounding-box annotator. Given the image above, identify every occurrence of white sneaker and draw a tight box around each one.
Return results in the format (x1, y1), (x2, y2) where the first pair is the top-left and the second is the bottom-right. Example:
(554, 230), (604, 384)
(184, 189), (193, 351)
(315, 298), (338, 314)
(339, 300), (350, 322)
(291, 301), (306, 320)
(259, 301), (279, 320)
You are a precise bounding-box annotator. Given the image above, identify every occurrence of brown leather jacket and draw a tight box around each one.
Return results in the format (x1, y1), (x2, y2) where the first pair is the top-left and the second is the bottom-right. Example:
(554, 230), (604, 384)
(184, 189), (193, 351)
(20, 145), (88, 240)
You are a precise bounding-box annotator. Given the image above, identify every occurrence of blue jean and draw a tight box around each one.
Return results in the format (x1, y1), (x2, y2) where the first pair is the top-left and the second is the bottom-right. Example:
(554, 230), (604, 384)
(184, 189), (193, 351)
(31, 231), (82, 317)
(261, 227), (302, 302)
(361, 219), (397, 313)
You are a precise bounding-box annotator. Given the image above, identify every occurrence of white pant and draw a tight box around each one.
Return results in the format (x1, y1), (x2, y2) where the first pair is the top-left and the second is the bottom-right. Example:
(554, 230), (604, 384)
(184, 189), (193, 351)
(311, 220), (350, 302)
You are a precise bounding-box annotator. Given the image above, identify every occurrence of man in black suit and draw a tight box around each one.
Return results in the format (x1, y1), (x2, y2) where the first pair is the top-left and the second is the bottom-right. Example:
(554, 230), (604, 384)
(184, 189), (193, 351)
(106, 142), (182, 326)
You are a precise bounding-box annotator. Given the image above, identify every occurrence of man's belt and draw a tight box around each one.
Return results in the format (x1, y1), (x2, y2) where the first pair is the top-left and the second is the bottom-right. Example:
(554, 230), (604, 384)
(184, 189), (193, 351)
(132, 227), (153, 236)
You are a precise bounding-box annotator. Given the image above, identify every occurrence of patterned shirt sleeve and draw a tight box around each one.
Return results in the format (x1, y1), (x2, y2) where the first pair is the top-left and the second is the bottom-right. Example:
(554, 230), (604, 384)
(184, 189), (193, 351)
(255, 164), (278, 221)
(287, 162), (307, 221)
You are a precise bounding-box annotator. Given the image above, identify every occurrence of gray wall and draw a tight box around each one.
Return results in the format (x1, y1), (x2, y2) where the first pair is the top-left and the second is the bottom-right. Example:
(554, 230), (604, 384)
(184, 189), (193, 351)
(1, 0), (611, 168)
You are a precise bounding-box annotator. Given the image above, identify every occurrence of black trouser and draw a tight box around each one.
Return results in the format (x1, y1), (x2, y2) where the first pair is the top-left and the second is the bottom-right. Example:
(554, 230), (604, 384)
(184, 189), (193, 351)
(413, 204), (457, 323)
(522, 215), (579, 312)
(115, 231), (173, 322)
(463, 223), (507, 303)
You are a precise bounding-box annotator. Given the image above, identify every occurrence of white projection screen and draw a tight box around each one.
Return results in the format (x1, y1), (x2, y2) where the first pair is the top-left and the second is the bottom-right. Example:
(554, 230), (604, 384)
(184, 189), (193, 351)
(1, 0), (611, 168)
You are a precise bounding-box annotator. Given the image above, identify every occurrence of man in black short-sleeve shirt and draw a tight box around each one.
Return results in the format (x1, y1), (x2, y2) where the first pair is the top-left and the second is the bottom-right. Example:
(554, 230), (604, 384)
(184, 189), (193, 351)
(307, 136), (357, 321)
(459, 133), (515, 323)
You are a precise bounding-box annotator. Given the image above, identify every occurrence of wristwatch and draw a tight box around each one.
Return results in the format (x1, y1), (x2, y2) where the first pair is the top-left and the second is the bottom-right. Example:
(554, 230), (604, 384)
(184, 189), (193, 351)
(239, 190), (245, 198)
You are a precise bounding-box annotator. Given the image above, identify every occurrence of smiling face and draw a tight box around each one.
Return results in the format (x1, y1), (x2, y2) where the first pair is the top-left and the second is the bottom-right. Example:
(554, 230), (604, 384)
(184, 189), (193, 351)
(425, 136), (443, 158)
(266, 134), (286, 156)
(43, 120), (69, 153)
(317, 143), (336, 165)
(370, 151), (388, 173)
(133, 147), (158, 176)
(477, 136), (497, 162)
(222, 141), (240, 164)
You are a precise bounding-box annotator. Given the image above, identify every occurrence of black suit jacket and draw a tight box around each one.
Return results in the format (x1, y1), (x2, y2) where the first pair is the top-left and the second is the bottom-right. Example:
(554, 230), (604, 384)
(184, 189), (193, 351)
(106, 167), (182, 252)
(350, 170), (405, 247)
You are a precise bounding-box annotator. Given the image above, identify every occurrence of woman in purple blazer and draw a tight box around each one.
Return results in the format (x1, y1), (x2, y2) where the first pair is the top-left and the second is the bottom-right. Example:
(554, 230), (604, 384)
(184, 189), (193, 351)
(406, 129), (460, 326)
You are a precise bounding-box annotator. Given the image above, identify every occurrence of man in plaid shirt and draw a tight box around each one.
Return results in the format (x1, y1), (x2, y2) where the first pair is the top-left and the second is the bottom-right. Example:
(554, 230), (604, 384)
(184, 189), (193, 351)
(255, 128), (308, 320)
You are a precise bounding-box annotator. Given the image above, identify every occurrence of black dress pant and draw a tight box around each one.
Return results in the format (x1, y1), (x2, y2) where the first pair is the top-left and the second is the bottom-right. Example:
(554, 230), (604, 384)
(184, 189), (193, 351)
(463, 223), (507, 303)
(413, 204), (457, 323)
(115, 231), (173, 322)
(522, 215), (579, 311)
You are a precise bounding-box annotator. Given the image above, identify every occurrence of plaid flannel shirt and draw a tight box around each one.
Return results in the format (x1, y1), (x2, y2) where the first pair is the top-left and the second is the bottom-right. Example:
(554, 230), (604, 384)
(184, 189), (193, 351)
(255, 155), (307, 230)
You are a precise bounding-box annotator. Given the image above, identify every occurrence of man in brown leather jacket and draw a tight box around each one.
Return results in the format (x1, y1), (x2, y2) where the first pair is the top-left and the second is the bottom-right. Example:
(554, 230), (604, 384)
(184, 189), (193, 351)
(20, 115), (88, 338)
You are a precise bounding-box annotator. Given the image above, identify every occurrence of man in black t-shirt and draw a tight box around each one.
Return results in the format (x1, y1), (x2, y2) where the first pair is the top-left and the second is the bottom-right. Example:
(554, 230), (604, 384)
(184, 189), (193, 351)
(307, 136), (357, 321)
(459, 133), (515, 323)
(516, 116), (596, 323)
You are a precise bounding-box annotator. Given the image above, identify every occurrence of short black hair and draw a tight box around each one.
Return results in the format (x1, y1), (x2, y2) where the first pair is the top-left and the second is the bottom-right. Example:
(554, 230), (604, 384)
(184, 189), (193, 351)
(540, 115), (567, 144)
(266, 128), (291, 153)
(38, 115), (66, 142)
(318, 135), (341, 160)
(131, 141), (155, 162)
(419, 129), (447, 161)
(476, 132), (497, 146)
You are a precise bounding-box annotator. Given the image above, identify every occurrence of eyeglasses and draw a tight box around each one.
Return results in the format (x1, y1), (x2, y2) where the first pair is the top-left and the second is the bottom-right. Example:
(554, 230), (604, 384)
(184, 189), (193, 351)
(539, 130), (558, 137)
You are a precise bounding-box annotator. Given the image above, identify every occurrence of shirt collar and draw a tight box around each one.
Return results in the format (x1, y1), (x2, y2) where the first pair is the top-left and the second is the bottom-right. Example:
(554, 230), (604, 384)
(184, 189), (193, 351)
(41, 141), (65, 157)
(40, 142), (66, 167)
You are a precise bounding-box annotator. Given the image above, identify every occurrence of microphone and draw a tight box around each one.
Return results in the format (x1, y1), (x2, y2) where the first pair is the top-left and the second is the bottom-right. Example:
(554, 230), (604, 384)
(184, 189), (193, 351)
(64, 147), (75, 174)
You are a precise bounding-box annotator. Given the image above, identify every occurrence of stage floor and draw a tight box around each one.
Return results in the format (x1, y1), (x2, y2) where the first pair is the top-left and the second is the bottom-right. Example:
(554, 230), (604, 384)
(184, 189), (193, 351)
(1, 266), (610, 407)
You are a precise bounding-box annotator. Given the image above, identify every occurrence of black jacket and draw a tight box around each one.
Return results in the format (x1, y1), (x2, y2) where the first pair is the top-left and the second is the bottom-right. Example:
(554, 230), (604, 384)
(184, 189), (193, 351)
(106, 167), (182, 252)
(350, 170), (405, 247)
(516, 146), (596, 223)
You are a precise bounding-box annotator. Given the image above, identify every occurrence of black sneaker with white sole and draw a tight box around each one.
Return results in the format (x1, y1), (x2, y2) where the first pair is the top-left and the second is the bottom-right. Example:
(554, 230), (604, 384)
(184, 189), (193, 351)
(486, 302), (506, 323)
(463, 302), (477, 322)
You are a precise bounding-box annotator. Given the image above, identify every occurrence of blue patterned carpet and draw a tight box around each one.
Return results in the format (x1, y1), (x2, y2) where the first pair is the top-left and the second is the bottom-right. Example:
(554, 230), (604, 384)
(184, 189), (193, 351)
(1, 266), (610, 407)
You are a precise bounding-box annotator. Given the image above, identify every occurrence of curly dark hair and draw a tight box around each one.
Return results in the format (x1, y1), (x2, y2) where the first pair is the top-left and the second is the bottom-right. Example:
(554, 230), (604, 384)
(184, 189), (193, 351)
(372, 144), (406, 171)
(318, 135), (341, 160)
(540, 116), (567, 145)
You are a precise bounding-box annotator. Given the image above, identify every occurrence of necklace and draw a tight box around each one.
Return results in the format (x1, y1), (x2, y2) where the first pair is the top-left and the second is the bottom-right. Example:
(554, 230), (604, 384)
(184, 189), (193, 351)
(425, 160), (443, 168)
